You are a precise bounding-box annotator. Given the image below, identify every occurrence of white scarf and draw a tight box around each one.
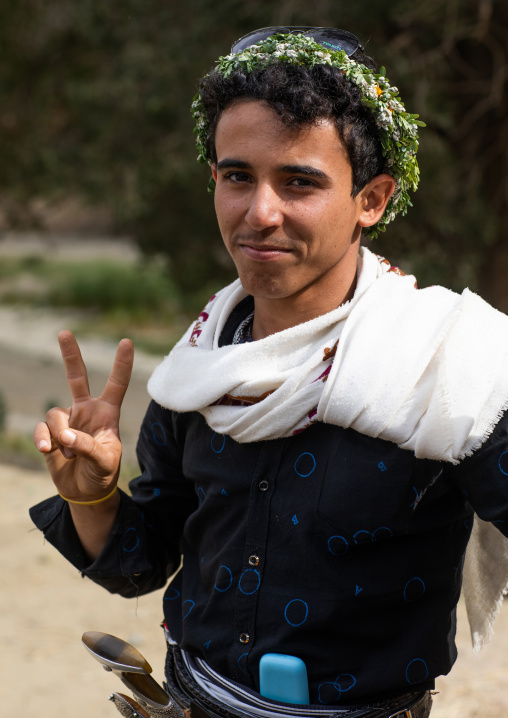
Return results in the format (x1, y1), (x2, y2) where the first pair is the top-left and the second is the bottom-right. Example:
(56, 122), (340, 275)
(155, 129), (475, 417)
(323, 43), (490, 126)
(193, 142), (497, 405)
(148, 247), (508, 649)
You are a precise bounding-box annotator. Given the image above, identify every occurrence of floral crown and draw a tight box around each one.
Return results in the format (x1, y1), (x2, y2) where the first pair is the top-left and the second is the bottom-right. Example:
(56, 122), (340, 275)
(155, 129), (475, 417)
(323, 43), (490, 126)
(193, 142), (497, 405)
(191, 33), (425, 239)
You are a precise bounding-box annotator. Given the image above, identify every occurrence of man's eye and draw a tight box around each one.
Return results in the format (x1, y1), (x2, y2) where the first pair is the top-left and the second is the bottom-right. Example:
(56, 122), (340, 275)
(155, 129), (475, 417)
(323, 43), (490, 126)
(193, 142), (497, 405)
(289, 177), (317, 187)
(224, 171), (251, 183)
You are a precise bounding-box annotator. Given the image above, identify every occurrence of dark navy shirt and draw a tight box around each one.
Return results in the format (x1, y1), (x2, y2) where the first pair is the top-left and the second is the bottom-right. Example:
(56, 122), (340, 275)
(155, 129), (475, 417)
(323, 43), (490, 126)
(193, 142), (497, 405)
(30, 300), (508, 706)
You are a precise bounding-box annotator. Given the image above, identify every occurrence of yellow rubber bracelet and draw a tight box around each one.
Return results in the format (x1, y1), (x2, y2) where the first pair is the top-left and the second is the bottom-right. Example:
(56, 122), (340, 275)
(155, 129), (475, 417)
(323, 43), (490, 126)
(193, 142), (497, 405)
(57, 485), (118, 506)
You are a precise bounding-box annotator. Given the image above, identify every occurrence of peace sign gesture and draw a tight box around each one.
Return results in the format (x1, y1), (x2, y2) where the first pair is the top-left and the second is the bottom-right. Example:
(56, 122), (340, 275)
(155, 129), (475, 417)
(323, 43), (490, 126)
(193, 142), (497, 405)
(33, 330), (134, 508)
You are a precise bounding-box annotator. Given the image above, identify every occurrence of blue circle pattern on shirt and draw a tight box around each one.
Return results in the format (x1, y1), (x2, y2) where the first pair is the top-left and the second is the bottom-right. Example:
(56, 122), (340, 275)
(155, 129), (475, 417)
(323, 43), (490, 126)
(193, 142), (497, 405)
(182, 599), (195, 620)
(294, 452), (317, 477)
(121, 527), (140, 553)
(405, 658), (429, 684)
(238, 569), (261, 595)
(211, 432), (226, 454)
(318, 674), (357, 704)
(164, 587), (180, 601)
(214, 565), (233, 592)
(498, 451), (508, 476)
(403, 577), (426, 602)
(151, 422), (167, 446)
(352, 527), (393, 545)
(284, 599), (309, 627)
(237, 653), (249, 675)
(328, 535), (349, 556)
(373, 526), (393, 540)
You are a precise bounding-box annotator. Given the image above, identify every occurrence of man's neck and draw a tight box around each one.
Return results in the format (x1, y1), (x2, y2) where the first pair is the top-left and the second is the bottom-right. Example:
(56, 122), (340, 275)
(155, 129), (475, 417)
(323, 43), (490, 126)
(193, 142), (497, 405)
(251, 271), (357, 341)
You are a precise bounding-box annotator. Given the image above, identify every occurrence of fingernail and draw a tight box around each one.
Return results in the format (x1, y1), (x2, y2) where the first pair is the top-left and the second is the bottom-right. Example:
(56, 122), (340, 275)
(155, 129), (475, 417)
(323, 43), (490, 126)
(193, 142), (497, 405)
(38, 439), (49, 450)
(61, 429), (76, 445)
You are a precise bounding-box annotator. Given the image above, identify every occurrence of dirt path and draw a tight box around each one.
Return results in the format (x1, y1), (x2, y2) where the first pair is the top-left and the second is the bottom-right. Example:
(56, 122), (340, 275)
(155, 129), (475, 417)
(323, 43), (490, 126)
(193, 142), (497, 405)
(1, 462), (166, 718)
(2, 460), (508, 717)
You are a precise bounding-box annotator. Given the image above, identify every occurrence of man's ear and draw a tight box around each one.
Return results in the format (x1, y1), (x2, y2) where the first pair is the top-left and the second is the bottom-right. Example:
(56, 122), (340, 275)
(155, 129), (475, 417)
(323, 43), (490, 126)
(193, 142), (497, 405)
(211, 164), (218, 182)
(357, 174), (395, 228)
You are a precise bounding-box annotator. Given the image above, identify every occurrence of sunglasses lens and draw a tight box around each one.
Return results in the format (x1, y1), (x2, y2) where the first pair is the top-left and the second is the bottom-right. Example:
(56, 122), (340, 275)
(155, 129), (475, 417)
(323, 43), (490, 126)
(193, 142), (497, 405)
(231, 28), (280, 54)
(231, 27), (360, 56)
(307, 29), (359, 55)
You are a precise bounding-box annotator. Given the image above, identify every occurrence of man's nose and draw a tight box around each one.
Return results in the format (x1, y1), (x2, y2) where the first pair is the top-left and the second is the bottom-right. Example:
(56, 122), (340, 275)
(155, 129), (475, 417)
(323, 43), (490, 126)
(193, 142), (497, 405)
(244, 184), (283, 231)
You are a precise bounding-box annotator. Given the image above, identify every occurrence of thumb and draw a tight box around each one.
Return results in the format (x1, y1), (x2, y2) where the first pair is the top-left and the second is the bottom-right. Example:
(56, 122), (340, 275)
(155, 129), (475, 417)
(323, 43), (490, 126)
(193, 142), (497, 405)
(58, 428), (103, 465)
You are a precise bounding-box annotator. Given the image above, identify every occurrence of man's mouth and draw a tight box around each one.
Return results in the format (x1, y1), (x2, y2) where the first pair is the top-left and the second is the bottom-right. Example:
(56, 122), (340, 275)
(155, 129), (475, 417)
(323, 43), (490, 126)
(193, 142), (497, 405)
(237, 240), (293, 261)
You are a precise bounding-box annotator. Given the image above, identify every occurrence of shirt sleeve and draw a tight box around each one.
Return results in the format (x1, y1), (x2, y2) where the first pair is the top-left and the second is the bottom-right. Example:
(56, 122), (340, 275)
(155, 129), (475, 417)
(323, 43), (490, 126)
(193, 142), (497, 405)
(448, 407), (508, 536)
(29, 401), (197, 598)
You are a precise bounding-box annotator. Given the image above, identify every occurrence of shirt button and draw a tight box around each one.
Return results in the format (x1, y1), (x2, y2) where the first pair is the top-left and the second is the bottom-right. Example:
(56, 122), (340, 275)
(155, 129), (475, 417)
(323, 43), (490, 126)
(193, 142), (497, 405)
(248, 555), (260, 567)
(239, 633), (250, 644)
(258, 480), (270, 492)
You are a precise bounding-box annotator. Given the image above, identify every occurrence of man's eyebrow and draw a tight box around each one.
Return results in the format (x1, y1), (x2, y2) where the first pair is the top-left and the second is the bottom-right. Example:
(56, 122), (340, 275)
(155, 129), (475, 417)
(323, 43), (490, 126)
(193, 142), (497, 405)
(216, 159), (252, 171)
(279, 164), (330, 179)
(215, 159), (330, 180)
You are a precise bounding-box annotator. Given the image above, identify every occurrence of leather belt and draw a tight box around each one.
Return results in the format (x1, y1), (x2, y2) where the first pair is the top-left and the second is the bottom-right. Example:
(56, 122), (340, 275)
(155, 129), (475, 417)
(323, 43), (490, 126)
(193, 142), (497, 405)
(164, 647), (432, 718)
(384, 691), (432, 718)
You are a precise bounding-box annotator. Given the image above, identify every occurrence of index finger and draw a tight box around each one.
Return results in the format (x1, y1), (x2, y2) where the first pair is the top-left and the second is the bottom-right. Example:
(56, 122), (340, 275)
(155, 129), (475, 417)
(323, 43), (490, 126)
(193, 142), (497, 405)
(58, 330), (91, 402)
(100, 338), (134, 407)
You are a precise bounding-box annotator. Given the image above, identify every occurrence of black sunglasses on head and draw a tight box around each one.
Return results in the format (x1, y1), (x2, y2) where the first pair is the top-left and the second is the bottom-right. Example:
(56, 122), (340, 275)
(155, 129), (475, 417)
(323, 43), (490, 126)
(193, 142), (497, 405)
(231, 26), (363, 57)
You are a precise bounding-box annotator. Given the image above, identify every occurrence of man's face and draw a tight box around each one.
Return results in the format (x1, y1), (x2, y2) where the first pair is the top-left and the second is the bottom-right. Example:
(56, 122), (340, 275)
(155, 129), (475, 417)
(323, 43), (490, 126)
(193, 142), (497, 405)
(212, 100), (367, 309)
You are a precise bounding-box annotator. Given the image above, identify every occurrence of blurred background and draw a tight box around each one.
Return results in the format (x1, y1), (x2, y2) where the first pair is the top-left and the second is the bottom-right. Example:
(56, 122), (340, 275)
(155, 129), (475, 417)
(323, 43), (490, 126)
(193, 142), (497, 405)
(1, 0), (508, 716)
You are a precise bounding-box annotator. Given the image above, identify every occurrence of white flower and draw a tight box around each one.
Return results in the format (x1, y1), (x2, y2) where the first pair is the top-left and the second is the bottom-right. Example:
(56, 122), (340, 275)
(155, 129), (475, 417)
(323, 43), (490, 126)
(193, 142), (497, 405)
(314, 50), (332, 63)
(369, 88), (379, 100)
(388, 99), (404, 113)
(376, 108), (394, 128)
(352, 75), (369, 92)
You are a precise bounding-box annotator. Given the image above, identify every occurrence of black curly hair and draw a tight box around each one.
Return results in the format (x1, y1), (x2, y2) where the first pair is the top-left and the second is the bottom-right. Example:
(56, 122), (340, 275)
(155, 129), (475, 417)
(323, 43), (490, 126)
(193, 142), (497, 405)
(198, 48), (385, 197)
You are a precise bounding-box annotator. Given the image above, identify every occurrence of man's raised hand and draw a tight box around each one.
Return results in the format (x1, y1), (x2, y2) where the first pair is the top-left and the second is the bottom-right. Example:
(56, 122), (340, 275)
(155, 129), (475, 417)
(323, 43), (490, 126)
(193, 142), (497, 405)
(33, 330), (134, 504)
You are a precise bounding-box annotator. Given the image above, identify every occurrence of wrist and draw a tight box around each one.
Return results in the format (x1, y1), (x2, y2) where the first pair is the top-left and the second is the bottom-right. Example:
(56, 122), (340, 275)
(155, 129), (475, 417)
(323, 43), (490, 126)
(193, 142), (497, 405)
(67, 486), (120, 518)
(58, 484), (118, 506)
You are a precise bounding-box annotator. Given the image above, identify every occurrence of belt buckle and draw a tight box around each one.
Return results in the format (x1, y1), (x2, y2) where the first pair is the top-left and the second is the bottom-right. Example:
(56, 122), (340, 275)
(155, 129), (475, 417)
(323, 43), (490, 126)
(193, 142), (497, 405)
(388, 711), (412, 718)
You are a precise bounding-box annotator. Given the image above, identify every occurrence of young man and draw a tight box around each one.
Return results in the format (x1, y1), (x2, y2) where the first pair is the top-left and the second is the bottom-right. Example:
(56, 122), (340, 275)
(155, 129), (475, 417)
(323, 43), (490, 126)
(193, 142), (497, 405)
(31, 28), (508, 718)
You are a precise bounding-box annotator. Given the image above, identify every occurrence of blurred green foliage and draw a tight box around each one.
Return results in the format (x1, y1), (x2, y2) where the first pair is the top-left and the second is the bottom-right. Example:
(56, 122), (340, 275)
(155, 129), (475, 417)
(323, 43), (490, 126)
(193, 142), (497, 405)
(0, 0), (507, 307)
(47, 260), (179, 313)
(0, 255), (189, 353)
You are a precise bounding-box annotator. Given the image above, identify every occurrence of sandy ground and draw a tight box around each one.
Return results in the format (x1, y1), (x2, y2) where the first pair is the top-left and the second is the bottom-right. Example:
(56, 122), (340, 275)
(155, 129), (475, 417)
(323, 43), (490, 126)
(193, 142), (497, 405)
(2, 459), (508, 717)
(1, 462), (167, 717)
